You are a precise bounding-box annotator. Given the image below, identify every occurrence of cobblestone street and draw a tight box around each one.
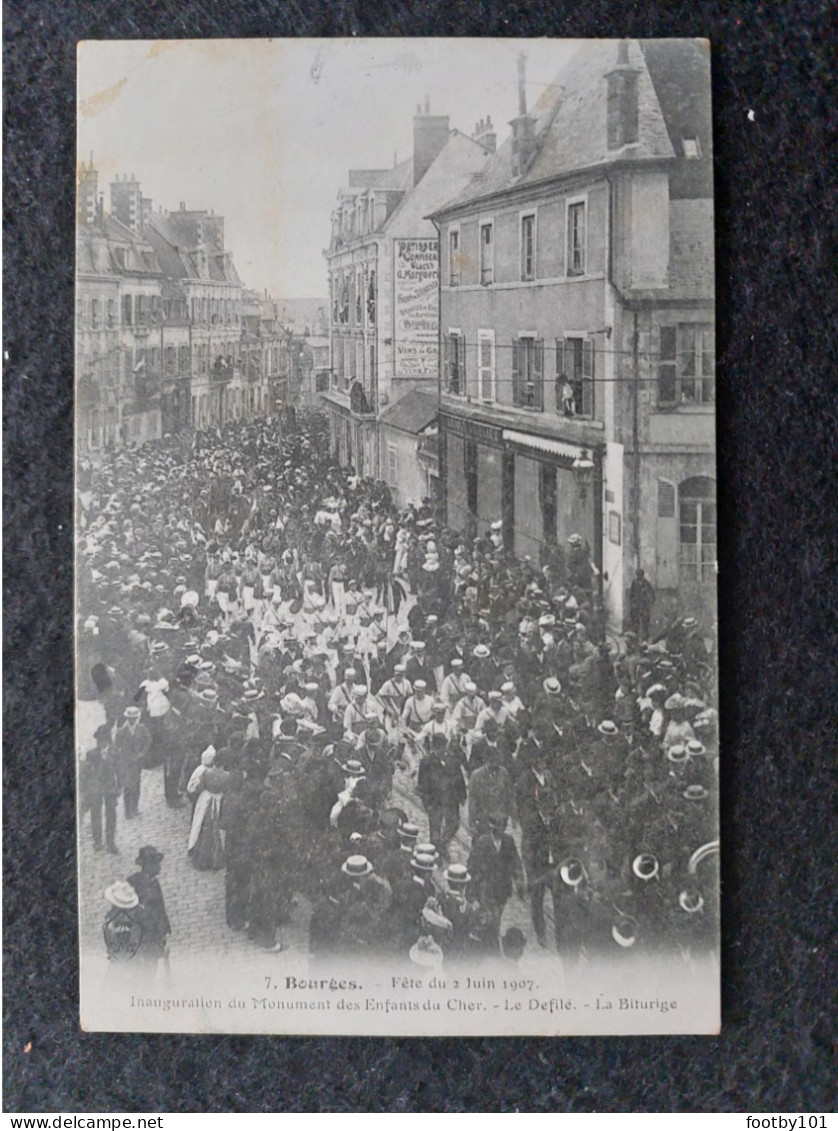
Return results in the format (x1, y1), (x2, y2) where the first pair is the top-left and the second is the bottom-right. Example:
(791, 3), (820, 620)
(78, 695), (549, 977)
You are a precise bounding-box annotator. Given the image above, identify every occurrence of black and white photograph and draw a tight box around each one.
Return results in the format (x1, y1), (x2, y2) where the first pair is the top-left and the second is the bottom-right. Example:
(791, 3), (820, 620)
(75, 37), (719, 1035)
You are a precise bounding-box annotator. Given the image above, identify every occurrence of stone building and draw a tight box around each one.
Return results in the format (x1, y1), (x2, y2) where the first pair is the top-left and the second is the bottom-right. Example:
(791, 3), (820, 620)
(76, 161), (164, 452)
(430, 41), (715, 628)
(321, 99), (493, 501)
(145, 203), (249, 432)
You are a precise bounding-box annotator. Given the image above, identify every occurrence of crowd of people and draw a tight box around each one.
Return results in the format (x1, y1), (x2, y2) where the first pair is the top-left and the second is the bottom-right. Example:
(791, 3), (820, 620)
(78, 413), (719, 973)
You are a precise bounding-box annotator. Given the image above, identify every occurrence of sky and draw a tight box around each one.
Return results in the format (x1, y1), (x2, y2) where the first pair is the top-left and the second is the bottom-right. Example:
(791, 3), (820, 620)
(78, 38), (579, 300)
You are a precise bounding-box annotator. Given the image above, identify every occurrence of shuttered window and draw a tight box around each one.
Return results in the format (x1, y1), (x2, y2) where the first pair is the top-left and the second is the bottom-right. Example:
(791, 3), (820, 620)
(477, 330), (495, 402)
(679, 478), (716, 583)
(557, 337), (594, 417)
(480, 222), (494, 284)
(513, 337), (544, 410)
(659, 324), (715, 405)
(448, 229), (460, 286)
(658, 481), (676, 518)
(445, 333), (466, 396)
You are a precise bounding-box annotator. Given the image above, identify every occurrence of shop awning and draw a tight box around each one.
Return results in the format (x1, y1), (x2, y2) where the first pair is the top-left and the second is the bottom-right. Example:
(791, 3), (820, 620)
(502, 429), (584, 460)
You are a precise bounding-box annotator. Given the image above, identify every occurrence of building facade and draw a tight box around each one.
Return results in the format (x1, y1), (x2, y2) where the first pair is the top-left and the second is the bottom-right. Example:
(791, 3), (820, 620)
(240, 290), (289, 419)
(290, 335), (331, 409)
(378, 389), (440, 509)
(77, 162), (277, 453)
(322, 100), (493, 501)
(145, 204), (251, 432)
(431, 41), (715, 629)
(76, 162), (164, 452)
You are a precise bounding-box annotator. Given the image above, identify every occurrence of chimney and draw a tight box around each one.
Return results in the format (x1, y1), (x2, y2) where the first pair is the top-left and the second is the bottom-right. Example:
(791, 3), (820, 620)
(413, 97), (450, 185)
(473, 113), (497, 154)
(605, 40), (640, 149)
(77, 156), (99, 227)
(509, 54), (536, 176)
(110, 173), (141, 233)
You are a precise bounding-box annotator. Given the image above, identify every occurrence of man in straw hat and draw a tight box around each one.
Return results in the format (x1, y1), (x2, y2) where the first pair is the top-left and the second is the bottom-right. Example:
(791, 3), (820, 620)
(113, 705), (151, 819)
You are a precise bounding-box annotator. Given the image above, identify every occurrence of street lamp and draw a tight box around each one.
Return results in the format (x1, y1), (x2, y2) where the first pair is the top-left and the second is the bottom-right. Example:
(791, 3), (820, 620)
(572, 448), (595, 503)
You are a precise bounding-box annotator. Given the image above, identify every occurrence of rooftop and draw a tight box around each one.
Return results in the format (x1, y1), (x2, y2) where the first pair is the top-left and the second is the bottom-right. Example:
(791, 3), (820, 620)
(379, 389), (438, 435)
(432, 39), (711, 216)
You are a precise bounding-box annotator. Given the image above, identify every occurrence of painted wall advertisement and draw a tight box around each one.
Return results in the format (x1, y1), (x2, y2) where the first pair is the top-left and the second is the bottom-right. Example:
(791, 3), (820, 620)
(393, 238), (438, 377)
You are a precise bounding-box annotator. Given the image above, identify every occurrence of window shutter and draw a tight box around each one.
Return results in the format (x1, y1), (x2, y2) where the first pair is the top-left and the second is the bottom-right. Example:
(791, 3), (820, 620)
(534, 339), (544, 409)
(512, 339), (520, 405)
(554, 338), (565, 410)
(583, 338), (594, 377)
(443, 335), (451, 390)
(479, 336), (493, 400)
(658, 326), (677, 403)
(457, 335), (466, 397)
(583, 339), (594, 416)
(656, 479), (678, 588)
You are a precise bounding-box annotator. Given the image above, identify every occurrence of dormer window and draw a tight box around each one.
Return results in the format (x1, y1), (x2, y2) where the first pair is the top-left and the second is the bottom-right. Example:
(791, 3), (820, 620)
(682, 136), (701, 159)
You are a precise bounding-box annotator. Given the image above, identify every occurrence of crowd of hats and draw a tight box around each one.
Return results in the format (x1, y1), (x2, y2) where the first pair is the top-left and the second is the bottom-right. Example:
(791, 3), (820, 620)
(78, 414), (720, 962)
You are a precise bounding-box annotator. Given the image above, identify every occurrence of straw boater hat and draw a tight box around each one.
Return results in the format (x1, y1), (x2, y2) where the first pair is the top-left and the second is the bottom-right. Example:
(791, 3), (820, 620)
(632, 853), (660, 881)
(679, 887), (705, 914)
(411, 852), (437, 873)
(611, 916), (638, 948)
(414, 843), (439, 864)
(597, 720), (619, 736)
(686, 739), (707, 758)
(444, 863), (471, 886)
(340, 759), (366, 777)
(104, 881), (139, 910)
(666, 743), (690, 765)
(559, 858), (586, 888)
(683, 784), (709, 802)
(542, 677), (562, 696)
(124, 706), (141, 721)
(341, 854), (373, 877)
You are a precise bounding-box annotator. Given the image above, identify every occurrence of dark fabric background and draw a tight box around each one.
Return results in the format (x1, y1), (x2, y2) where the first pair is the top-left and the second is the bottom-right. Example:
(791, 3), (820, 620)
(3, 0), (836, 1113)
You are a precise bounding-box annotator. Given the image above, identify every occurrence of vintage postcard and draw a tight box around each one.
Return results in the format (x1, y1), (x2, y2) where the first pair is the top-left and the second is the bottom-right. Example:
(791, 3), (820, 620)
(75, 38), (719, 1035)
